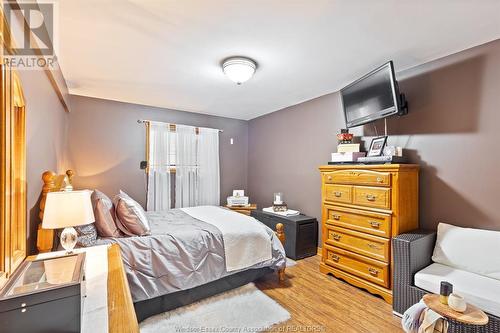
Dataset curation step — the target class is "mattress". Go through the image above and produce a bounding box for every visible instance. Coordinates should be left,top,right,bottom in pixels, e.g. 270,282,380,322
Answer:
98,209,286,302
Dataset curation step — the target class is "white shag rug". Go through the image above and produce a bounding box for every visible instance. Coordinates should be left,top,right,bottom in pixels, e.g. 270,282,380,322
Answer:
140,283,290,333
286,258,297,267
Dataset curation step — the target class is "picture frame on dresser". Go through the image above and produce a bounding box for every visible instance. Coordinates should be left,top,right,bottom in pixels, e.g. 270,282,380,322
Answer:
318,164,419,303
367,136,388,157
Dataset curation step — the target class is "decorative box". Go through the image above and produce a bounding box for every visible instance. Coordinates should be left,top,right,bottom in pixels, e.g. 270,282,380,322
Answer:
227,196,249,206
0,253,85,333
331,152,366,162
337,143,361,153
251,210,318,260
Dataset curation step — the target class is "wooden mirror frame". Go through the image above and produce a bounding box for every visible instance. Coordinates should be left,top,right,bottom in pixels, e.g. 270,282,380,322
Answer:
0,10,27,288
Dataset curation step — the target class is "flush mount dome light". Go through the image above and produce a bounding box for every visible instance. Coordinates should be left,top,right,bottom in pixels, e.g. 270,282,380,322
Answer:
222,57,257,84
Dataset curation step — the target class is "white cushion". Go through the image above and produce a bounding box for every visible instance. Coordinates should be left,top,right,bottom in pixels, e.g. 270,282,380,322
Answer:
415,263,500,317
432,223,500,280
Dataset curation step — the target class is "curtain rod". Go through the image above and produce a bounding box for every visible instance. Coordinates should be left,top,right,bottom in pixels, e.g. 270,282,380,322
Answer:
137,119,223,132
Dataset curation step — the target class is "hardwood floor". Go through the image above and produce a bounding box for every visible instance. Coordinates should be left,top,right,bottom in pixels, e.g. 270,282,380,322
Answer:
255,255,403,333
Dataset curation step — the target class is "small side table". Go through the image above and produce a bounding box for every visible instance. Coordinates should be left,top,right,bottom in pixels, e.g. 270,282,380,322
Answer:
423,294,489,327
251,209,318,260
226,204,257,216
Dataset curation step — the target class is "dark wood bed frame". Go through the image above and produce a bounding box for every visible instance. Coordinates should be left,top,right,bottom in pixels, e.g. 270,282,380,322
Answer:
37,170,287,321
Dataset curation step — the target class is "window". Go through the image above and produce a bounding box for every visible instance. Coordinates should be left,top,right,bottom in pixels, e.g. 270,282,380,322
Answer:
164,125,199,173
146,123,219,210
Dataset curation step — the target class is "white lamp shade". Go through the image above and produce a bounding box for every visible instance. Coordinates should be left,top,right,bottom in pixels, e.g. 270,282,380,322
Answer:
222,57,257,84
42,190,95,229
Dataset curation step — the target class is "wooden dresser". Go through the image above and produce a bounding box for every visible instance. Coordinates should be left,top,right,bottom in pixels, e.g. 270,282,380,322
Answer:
319,164,419,303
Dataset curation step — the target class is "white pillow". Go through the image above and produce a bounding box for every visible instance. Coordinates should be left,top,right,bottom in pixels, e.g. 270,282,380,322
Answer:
432,223,500,281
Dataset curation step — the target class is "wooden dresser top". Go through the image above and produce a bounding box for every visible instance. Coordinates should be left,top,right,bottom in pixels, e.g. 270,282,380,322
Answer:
319,164,419,172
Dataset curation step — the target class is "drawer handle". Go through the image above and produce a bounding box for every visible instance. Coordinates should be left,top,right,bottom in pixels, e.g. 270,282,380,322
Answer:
369,221,381,228
334,191,342,197
330,254,340,262
332,214,341,220
368,267,379,276
332,233,341,241
327,176,332,181
367,243,381,250
376,177,383,183
366,194,376,201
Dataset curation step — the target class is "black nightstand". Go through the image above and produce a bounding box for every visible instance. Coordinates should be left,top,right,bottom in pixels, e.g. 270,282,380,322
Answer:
251,210,318,260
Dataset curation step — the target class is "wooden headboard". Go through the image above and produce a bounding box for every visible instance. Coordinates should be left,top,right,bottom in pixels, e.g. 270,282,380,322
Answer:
37,169,75,253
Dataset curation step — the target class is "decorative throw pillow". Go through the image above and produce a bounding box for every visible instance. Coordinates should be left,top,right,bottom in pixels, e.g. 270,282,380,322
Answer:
91,190,122,237
74,223,98,247
114,190,151,236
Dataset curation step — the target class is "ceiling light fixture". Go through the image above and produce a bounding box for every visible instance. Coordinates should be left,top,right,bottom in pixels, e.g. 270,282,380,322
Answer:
222,57,257,85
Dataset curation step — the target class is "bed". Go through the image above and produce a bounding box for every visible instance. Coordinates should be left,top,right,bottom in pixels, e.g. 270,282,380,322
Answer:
37,170,287,321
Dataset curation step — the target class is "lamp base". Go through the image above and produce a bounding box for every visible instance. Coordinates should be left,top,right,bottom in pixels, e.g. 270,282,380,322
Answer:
60,227,78,254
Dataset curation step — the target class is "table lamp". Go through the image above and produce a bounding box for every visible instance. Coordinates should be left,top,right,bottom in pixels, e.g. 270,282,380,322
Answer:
42,190,95,254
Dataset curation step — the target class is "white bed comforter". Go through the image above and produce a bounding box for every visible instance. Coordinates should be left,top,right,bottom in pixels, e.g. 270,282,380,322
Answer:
181,206,273,272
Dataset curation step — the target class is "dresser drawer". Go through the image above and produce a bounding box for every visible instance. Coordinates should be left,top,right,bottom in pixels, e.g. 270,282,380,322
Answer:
325,226,390,262
324,246,389,288
324,184,352,204
324,170,391,187
353,186,391,209
327,206,391,238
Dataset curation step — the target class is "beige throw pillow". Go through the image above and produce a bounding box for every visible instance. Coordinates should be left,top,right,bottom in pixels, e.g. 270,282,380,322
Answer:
114,190,150,236
91,190,122,237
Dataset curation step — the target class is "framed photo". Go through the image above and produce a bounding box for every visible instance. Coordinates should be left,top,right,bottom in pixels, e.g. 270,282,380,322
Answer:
233,190,245,197
367,136,387,157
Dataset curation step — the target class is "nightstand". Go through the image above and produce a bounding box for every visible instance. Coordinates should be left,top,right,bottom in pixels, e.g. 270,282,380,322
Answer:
251,210,318,260
226,204,257,216
19,245,139,333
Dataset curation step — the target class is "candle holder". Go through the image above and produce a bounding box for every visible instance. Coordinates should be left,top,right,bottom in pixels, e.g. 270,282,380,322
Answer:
273,203,288,212
273,192,287,212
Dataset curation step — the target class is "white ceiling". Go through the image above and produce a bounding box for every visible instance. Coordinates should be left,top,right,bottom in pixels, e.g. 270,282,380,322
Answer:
57,0,500,120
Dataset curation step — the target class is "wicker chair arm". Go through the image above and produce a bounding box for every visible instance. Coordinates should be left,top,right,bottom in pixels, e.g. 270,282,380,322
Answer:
392,230,436,314
393,230,436,285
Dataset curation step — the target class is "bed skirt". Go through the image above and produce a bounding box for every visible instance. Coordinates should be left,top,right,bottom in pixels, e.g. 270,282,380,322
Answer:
134,267,274,322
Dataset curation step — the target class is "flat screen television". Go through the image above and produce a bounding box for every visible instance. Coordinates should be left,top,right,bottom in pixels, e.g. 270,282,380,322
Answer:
340,61,407,128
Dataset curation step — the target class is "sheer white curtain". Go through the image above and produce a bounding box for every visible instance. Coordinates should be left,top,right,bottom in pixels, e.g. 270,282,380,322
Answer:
175,125,199,208
198,127,220,205
146,122,172,211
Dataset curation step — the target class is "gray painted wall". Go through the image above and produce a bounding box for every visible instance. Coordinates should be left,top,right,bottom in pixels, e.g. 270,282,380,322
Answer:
21,70,69,254
248,93,341,224
248,39,500,236
67,96,248,207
